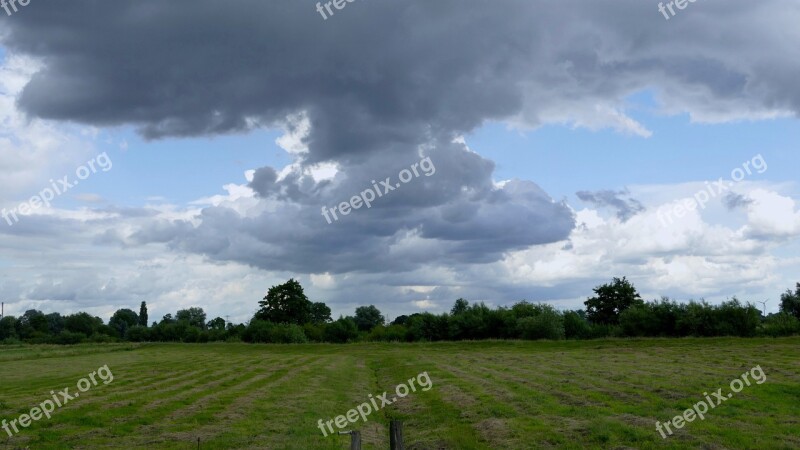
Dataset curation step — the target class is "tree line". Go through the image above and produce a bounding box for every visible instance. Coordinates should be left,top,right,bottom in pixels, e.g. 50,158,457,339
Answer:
2,278,799,345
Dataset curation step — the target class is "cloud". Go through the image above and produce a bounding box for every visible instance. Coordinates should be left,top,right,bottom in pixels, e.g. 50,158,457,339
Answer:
723,192,753,210
576,189,645,221
742,189,800,239
145,143,575,274
4,1,799,147
2,0,796,277
1,0,799,319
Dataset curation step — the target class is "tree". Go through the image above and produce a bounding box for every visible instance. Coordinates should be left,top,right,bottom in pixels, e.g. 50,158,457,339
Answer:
208,317,226,330
161,313,175,324
139,302,149,327
310,302,332,324
16,310,48,339
584,277,643,325
392,315,410,326
176,307,207,329
780,283,800,319
354,305,385,331
64,313,102,337
451,298,469,315
448,303,493,340
109,309,139,337
0,316,18,340
45,312,65,335
255,279,312,325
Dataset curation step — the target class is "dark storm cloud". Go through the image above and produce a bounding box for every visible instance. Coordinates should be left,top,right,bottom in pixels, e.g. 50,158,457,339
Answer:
6,1,799,152
576,189,645,221
2,0,798,275
142,138,575,274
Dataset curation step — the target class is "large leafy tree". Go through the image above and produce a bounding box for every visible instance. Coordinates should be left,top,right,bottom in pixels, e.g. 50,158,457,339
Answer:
310,302,332,324
256,279,312,325
45,312,65,335
584,277,643,325
16,309,48,339
780,283,800,319
208,317,226,330
354,305,385,331
64,312,103,337
109,309,139,337
176,307,207,329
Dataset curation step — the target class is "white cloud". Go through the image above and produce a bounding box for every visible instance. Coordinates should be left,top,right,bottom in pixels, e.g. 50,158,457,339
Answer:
742,189,800,238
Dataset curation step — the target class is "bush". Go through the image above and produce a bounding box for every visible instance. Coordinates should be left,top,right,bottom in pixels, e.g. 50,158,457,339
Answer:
367,324,408,342
619,305,659,337
714,299,760,337
761,313,800,337
564,311,591,339
88,333,117,343
207,329,227,342
515,305,565,340
54,331,86,345
243,321,308,343
324,317,359,343
125,326,151,342
586,323,621,339
269,323,308,344
676,301,717,336
243,320,273,343
181,326,201,343
448,305,492,340
303,323,326,342
406,313,449,342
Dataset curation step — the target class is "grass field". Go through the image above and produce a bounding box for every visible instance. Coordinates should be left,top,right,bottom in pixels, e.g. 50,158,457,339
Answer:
1,338,798,449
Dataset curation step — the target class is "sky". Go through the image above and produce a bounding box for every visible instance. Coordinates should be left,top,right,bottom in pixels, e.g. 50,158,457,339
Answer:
1,0,799,324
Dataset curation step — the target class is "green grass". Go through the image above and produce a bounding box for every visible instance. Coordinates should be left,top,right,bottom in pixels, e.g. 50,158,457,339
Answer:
0,338,798,449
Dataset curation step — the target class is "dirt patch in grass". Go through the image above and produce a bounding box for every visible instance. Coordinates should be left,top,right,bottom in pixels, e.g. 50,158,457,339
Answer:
437,384,478,408
407,439,451,450
474,417,511,445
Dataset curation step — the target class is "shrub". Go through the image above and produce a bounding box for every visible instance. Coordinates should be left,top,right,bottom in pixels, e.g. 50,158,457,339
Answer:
269,323,308,344
125,326,151,342
303,323,326,342
714,299,760,337
88,333,117,343
323,317,359,343
761,313,800,337
675,301,717,336
54,331,86,345
586,323,621,339
515,305,565,340
367,324,408,342
406,313,449,342
564,311,591,339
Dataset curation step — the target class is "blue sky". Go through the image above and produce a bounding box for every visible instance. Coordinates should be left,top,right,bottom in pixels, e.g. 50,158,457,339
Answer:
75,108,798,211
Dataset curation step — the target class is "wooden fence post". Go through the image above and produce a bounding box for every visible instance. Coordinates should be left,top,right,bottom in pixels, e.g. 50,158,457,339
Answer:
350,431,361,450
390,420,404,450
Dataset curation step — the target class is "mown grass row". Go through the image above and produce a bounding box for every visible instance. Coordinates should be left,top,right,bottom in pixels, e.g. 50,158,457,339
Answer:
1,338,798,449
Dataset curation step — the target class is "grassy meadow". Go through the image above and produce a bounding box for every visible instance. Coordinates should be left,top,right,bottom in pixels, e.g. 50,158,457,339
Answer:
0,338,798,449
